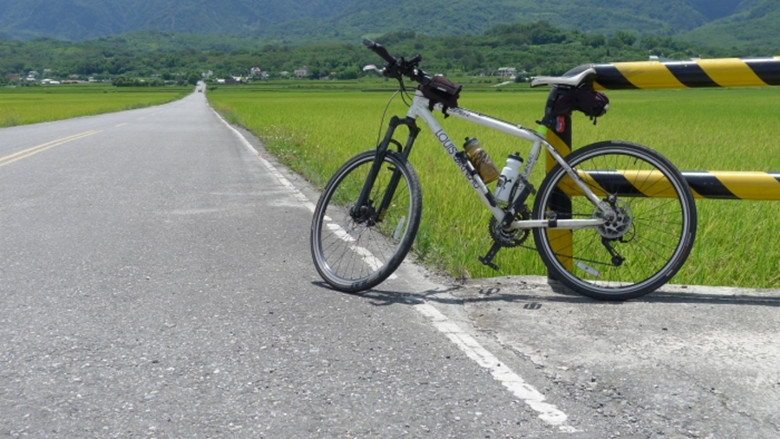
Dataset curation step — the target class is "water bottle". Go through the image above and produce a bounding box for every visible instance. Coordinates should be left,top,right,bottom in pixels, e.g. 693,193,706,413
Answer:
463,138,498,184
494,153,524,205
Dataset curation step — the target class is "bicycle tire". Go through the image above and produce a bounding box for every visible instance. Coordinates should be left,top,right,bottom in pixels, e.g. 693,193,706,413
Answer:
311,150,422,292
532,141,697,300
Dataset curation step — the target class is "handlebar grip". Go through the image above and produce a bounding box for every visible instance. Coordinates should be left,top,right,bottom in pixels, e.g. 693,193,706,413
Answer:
363,39,396,65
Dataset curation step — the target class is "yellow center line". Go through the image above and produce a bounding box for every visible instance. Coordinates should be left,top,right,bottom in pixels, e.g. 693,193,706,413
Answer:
0,130,101,168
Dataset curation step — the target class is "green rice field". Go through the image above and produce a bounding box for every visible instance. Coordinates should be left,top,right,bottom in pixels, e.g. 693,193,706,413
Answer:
0,84,191,127
208,81,780,289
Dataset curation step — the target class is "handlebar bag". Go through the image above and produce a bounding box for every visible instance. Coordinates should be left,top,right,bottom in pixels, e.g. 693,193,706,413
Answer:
419,76,462,112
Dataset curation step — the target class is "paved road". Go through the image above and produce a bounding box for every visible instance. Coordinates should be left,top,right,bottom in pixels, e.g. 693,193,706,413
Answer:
1,89,778,438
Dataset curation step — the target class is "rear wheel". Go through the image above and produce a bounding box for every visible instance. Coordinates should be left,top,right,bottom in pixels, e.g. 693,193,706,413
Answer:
310,150,422,292
532,141,697,300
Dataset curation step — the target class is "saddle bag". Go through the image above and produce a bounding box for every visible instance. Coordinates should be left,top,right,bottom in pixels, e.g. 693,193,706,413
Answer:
550,87,610,123
573,88,609,118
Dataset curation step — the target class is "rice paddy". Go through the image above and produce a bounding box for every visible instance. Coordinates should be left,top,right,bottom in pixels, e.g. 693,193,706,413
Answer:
209,81,780,289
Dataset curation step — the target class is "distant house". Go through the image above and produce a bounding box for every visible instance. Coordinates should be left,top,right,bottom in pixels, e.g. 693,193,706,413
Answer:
250,66,268,79
25,70,39,83
498,67,517,78
294,67,308,78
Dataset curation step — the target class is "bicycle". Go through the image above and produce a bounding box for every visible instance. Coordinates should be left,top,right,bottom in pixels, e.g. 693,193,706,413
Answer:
310,39,697,300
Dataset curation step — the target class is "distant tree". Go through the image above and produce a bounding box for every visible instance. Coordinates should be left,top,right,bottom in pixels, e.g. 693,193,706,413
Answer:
584,34,606,48
610,31,637,48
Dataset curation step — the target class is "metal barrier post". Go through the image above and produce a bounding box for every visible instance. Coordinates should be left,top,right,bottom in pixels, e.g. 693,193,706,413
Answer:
542,56,780,282
541,96,574,275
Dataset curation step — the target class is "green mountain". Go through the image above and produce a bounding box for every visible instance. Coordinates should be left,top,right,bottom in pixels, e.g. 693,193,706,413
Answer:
0,0,354,40
0,0,777,49
681,0,780,48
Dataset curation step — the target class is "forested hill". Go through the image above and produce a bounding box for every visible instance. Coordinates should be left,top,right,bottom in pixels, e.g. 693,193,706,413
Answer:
0,0,778,49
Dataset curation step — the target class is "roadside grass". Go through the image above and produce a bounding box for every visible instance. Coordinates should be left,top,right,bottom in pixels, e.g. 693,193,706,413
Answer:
0,84,191,127
212,83,780,289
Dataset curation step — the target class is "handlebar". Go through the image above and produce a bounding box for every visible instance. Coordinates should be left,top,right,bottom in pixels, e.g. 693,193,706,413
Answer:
363,39,428,85
363,39,396,65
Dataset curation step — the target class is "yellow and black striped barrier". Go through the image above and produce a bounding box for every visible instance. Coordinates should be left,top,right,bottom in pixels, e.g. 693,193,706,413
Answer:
585,56,780,200
592,57,780,89
683,171,780,200
557,170,780,201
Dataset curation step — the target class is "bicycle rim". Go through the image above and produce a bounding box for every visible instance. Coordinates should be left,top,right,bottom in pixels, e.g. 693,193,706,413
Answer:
310,150,422,292
532,141,697,300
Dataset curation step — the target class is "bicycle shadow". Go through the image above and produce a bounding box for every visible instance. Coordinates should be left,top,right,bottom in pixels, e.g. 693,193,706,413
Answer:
465,280,780,307
311,280,429,307
311,279,780,308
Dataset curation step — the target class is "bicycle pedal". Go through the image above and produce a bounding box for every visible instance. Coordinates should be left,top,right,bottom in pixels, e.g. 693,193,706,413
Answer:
478,242,502,271
478,256,500,271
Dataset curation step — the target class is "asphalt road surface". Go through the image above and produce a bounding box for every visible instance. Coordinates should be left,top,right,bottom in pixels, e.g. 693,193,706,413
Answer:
1,89,777,438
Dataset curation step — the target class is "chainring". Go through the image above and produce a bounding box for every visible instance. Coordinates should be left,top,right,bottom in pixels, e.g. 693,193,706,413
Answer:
489,207,530,247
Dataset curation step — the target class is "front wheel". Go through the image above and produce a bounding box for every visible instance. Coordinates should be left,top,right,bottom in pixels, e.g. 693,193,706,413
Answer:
311,150,422,293
532,141,697,300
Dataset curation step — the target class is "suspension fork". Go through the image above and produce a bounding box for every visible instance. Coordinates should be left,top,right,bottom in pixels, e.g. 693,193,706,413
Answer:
353,116,420,223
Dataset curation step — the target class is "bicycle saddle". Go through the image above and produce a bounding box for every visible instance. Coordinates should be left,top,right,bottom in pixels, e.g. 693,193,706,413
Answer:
530,67,596,88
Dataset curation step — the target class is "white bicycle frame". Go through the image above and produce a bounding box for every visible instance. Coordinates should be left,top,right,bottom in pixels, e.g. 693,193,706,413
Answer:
404,89,609,231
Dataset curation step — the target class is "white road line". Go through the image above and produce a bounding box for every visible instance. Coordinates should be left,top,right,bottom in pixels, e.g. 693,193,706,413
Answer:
413,301,575,432
213,110,315,212
214,110,398,280
216,109,574,432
